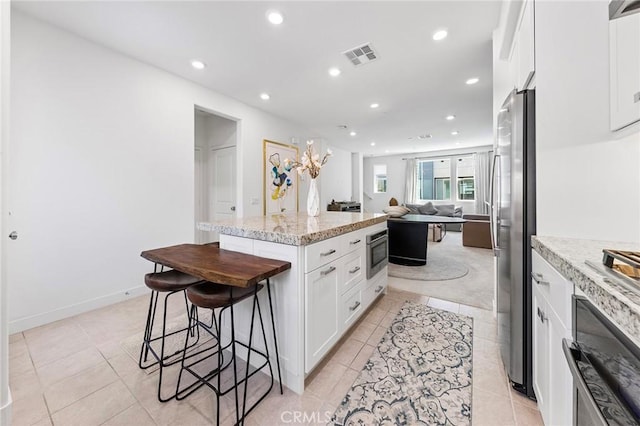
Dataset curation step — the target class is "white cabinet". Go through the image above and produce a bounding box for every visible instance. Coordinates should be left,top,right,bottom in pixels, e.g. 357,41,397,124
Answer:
531,250,573,426
515,0,535,89
305,259,340,369
610,13,640,130
304,223,387,373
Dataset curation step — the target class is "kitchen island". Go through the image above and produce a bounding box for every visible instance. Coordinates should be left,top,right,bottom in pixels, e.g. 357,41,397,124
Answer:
198,212,388,394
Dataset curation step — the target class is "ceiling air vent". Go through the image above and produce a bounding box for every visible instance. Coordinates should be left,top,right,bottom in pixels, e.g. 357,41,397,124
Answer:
343,43,379,67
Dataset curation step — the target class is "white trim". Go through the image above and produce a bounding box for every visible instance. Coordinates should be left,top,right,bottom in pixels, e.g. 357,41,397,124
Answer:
0,391,11,426
8,285,149,334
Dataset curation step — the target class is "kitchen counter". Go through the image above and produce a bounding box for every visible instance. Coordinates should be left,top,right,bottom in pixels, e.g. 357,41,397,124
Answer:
532,236,640,343
198,211,388,246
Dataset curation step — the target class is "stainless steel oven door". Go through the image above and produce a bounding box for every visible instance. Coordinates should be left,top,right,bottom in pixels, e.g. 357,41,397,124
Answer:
366,229,388,279
564,296,640,426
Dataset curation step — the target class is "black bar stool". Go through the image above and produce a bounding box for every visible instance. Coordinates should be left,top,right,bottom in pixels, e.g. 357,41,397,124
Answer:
176,280,281,425
138,267,204,402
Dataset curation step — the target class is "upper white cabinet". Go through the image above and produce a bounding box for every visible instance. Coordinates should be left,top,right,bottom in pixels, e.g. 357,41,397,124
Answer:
515,0,535,89
610,13,640,130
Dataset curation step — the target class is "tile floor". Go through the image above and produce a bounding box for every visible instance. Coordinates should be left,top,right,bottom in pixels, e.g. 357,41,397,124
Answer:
8,285,543,426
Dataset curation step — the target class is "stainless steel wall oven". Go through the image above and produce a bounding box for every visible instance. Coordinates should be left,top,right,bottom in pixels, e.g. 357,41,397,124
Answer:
366,229,388,279
563,295,640,425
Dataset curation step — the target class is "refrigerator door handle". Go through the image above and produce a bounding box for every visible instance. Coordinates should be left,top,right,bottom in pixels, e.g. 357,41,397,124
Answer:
489,153,500,255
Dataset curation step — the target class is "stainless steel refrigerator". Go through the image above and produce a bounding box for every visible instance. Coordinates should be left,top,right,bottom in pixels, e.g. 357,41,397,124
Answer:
492,88,536,398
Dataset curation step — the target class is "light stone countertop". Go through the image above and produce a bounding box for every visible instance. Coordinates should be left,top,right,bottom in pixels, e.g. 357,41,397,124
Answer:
532,236,640,343
198,212,388,246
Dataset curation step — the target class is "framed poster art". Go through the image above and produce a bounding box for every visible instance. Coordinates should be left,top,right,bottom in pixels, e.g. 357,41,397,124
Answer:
263,140,299,214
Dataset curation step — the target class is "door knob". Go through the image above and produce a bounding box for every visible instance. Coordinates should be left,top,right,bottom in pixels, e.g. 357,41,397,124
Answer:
230,206,236,211
8,231,18,240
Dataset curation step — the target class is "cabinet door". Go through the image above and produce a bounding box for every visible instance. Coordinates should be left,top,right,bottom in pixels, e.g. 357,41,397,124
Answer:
548,307,573,426
532,288,550,425
305,260,340,372
610,13,640,130
516,0,535,89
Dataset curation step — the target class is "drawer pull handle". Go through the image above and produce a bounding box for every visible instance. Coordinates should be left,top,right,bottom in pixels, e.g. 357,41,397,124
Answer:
537,307,546,323
321,249,336,257
531,272,549,286
375,285,384,293
321,266,336,276
349,266,361,274
349,301,361,311
350,239,361,245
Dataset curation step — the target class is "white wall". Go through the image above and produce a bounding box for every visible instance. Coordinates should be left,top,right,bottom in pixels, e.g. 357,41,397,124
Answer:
320,145,352,206
534,1,640,243
0,1,11,423
8,11,315,331
362,146,492,214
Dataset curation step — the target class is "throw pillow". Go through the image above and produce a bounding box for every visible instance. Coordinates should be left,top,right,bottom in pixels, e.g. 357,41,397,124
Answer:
435,204,455,216
418,201,438,215
404,204,421,214
383,205,410,217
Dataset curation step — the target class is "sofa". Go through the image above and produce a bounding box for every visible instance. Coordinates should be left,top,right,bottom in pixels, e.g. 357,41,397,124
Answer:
404,202,463,231
462,214,492,249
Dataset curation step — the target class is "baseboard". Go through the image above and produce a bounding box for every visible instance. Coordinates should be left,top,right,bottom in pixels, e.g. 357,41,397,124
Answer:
0,391,12,426
8,285,149,334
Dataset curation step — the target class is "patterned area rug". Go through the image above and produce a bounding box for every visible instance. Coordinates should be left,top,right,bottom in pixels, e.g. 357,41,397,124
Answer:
332,302,473,426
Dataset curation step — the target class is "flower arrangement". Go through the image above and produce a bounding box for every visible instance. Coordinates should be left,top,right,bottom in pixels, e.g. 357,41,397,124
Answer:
285,140,332,179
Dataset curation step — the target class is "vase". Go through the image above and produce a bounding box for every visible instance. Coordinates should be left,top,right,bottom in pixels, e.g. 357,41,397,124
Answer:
307,178,320,217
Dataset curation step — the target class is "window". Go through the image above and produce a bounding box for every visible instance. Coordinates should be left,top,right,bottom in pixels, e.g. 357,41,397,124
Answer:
417,159,451,200
456,156,475,201
373,164,387,193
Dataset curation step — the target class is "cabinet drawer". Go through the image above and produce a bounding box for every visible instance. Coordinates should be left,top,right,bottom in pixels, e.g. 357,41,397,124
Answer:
341,249,364,295
340,283,364,331
342,230,365,255
305,237,342,273
363,269,387,308
532,250,573,329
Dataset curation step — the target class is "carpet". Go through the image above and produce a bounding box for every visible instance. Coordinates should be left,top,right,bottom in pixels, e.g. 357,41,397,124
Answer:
388,232,494,310
388,254,469,281
332,302,473,426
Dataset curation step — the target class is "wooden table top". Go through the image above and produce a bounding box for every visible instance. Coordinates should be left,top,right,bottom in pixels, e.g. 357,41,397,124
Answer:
140,244,291,288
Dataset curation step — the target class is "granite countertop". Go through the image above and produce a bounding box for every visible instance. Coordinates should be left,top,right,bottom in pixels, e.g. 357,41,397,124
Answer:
198,212,388,246
532,236,640,344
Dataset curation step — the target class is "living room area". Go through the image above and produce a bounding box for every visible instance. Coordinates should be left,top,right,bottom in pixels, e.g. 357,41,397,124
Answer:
363,146,495,312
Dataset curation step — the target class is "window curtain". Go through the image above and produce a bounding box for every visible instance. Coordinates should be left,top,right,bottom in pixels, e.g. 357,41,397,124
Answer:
404,158,417,205
475,152,491,215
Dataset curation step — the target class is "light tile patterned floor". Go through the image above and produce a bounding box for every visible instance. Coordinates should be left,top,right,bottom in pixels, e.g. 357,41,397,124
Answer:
8,285,543,425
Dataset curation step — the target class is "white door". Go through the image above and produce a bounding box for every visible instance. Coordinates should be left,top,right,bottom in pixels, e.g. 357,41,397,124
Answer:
209,146,236,238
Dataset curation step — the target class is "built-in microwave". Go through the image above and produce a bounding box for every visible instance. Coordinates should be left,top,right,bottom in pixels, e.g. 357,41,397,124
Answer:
366,229,388,279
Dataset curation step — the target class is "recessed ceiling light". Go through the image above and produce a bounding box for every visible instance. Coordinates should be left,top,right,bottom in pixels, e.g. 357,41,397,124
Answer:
466,77,479,85
446,115,456,120
260,93,270,100
385,150,390,153
267,11,284,25
451,130,459,135
349,131,357,136
432,30,448,41
328,67,341,77
370,103,379,109
370,142,376,146
456,142,461,145
191,60,206,70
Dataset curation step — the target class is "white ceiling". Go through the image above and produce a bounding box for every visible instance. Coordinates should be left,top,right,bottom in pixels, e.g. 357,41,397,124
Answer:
14,1,501,156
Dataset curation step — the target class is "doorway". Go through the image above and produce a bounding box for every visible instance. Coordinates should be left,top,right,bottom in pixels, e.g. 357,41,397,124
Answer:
194,108,238,243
